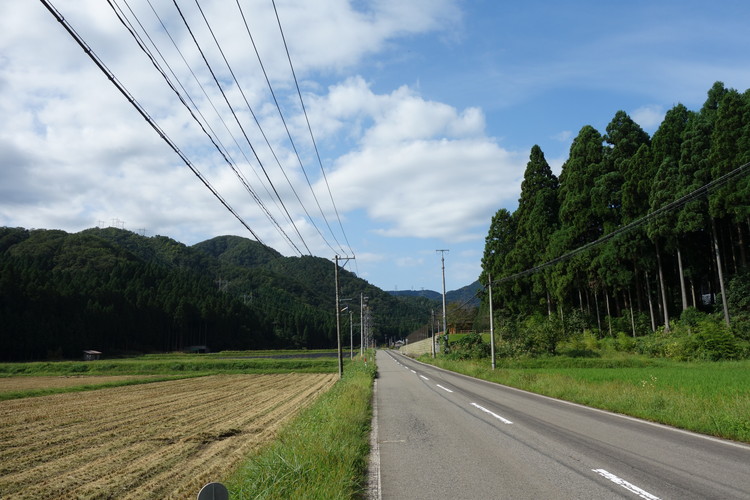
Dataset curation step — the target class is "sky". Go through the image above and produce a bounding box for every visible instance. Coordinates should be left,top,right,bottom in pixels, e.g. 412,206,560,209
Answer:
2,1,750,293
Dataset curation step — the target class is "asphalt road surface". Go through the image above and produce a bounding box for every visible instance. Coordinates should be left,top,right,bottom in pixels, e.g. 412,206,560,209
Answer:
369,350,750,500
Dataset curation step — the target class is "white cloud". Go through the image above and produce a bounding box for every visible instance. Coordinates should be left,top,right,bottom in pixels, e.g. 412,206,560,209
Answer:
0,0,467,253
630,105,665,132
354,251,386,264
552,130,572,143
396,256,424,268
316,79,523,241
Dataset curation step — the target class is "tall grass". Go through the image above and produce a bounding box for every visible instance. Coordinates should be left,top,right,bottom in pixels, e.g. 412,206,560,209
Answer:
419,355,750,443
227,357,376,499
0,356,337,376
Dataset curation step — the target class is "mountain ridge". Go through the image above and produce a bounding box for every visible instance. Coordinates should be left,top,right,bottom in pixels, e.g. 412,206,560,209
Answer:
0,226,448,360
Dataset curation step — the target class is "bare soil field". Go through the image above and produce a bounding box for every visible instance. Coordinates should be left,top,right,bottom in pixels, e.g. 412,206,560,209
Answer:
0,375,162,393
0,373,336,499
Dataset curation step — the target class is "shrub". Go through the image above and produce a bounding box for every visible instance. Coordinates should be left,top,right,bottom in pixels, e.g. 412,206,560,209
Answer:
445,332,490,360
615,332,636,352
689,318,740,361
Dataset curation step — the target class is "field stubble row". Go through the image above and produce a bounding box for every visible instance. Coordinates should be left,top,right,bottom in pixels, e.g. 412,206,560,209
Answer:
0,373,336,499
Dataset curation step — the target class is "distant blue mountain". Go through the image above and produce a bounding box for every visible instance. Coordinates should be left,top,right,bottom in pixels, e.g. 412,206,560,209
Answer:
388,279,481,306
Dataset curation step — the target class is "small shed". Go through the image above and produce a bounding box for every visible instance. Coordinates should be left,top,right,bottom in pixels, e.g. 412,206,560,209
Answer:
83,350,102,361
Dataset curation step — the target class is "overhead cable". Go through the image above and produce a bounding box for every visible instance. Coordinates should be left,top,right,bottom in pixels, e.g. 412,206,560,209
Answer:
137,0,295,246
169,0,310,254
107,0,302,255
271,0,355,259
234,0,343,256
39,0,266,245
190,0,316,254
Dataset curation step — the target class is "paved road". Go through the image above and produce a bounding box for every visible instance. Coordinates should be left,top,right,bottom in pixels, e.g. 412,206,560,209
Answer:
370,350,750,499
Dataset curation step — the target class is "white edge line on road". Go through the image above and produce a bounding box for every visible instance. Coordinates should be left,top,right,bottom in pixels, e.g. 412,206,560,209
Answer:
393,351,750,451
592,469,660,500
410,369,416,374
368,378,381,500
436,384,453,393
420,375,429,381
471,402,513,424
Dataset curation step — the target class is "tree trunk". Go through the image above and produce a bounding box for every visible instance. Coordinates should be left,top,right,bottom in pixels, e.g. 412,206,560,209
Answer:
645,270,656,332
729,222,739,274
633,261,644,311
712,217,731,326
676,243,688,313
559,304,565,324
655,240,670,332
604,287,612,336
738,222,747,268
628,289,636,337
690,278,697,308
547,290,552,317
594,289,602,332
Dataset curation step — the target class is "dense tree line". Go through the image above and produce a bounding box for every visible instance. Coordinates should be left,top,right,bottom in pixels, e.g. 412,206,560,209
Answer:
0,227,432,361
480,82,750,357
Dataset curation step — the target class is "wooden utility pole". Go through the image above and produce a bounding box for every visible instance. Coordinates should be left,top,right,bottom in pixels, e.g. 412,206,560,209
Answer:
334,255,355,378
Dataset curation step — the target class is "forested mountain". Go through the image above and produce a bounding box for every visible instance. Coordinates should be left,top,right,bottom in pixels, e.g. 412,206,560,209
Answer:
388,281,481,306
0,227,433,361
481,81,750,347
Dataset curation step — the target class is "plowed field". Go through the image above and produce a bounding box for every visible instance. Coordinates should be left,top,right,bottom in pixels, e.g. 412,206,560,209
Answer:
0,373,336,499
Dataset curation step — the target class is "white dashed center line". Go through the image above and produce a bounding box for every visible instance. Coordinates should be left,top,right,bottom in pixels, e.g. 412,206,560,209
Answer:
471,402,513,424
592,469,660,500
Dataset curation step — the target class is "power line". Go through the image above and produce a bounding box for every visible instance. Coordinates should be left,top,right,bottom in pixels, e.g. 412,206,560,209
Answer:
190,0,315,254
40,0,266,245
234,0,341,256
271,0,355,259
169,0,310,254
45,0,356,262
134,0,297,253
107,0,302,254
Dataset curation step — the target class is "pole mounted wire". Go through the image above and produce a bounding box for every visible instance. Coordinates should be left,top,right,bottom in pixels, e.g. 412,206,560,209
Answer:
40,0,266,245
41,0,357,260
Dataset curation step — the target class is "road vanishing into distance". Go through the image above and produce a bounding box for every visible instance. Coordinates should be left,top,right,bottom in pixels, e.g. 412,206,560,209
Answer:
369,350,750,499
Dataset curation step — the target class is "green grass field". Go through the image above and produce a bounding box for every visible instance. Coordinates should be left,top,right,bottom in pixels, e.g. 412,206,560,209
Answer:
0,350,339,400
419,354,750,443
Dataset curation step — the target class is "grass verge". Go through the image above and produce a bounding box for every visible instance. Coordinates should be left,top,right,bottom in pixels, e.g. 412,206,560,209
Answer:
226,356,376,499
417,355,750,443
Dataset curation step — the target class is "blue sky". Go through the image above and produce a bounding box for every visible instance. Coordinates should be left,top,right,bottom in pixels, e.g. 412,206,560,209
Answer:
2,0,750,293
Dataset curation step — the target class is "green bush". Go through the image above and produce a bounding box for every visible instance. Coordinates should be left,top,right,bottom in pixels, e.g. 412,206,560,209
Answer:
633,314,742,361
615,332,636,352
688,319,740,361
445,332,490,360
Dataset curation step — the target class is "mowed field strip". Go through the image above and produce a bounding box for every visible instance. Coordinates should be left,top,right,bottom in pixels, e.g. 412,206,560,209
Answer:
0,375,163,393
0,373,336,499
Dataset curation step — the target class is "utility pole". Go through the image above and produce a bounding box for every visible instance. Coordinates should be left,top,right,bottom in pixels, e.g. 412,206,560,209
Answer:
360,293,368,357
334,255,355,378
430,309,436,358
349,309,354,360
489,273,495,370
436,249,449,353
